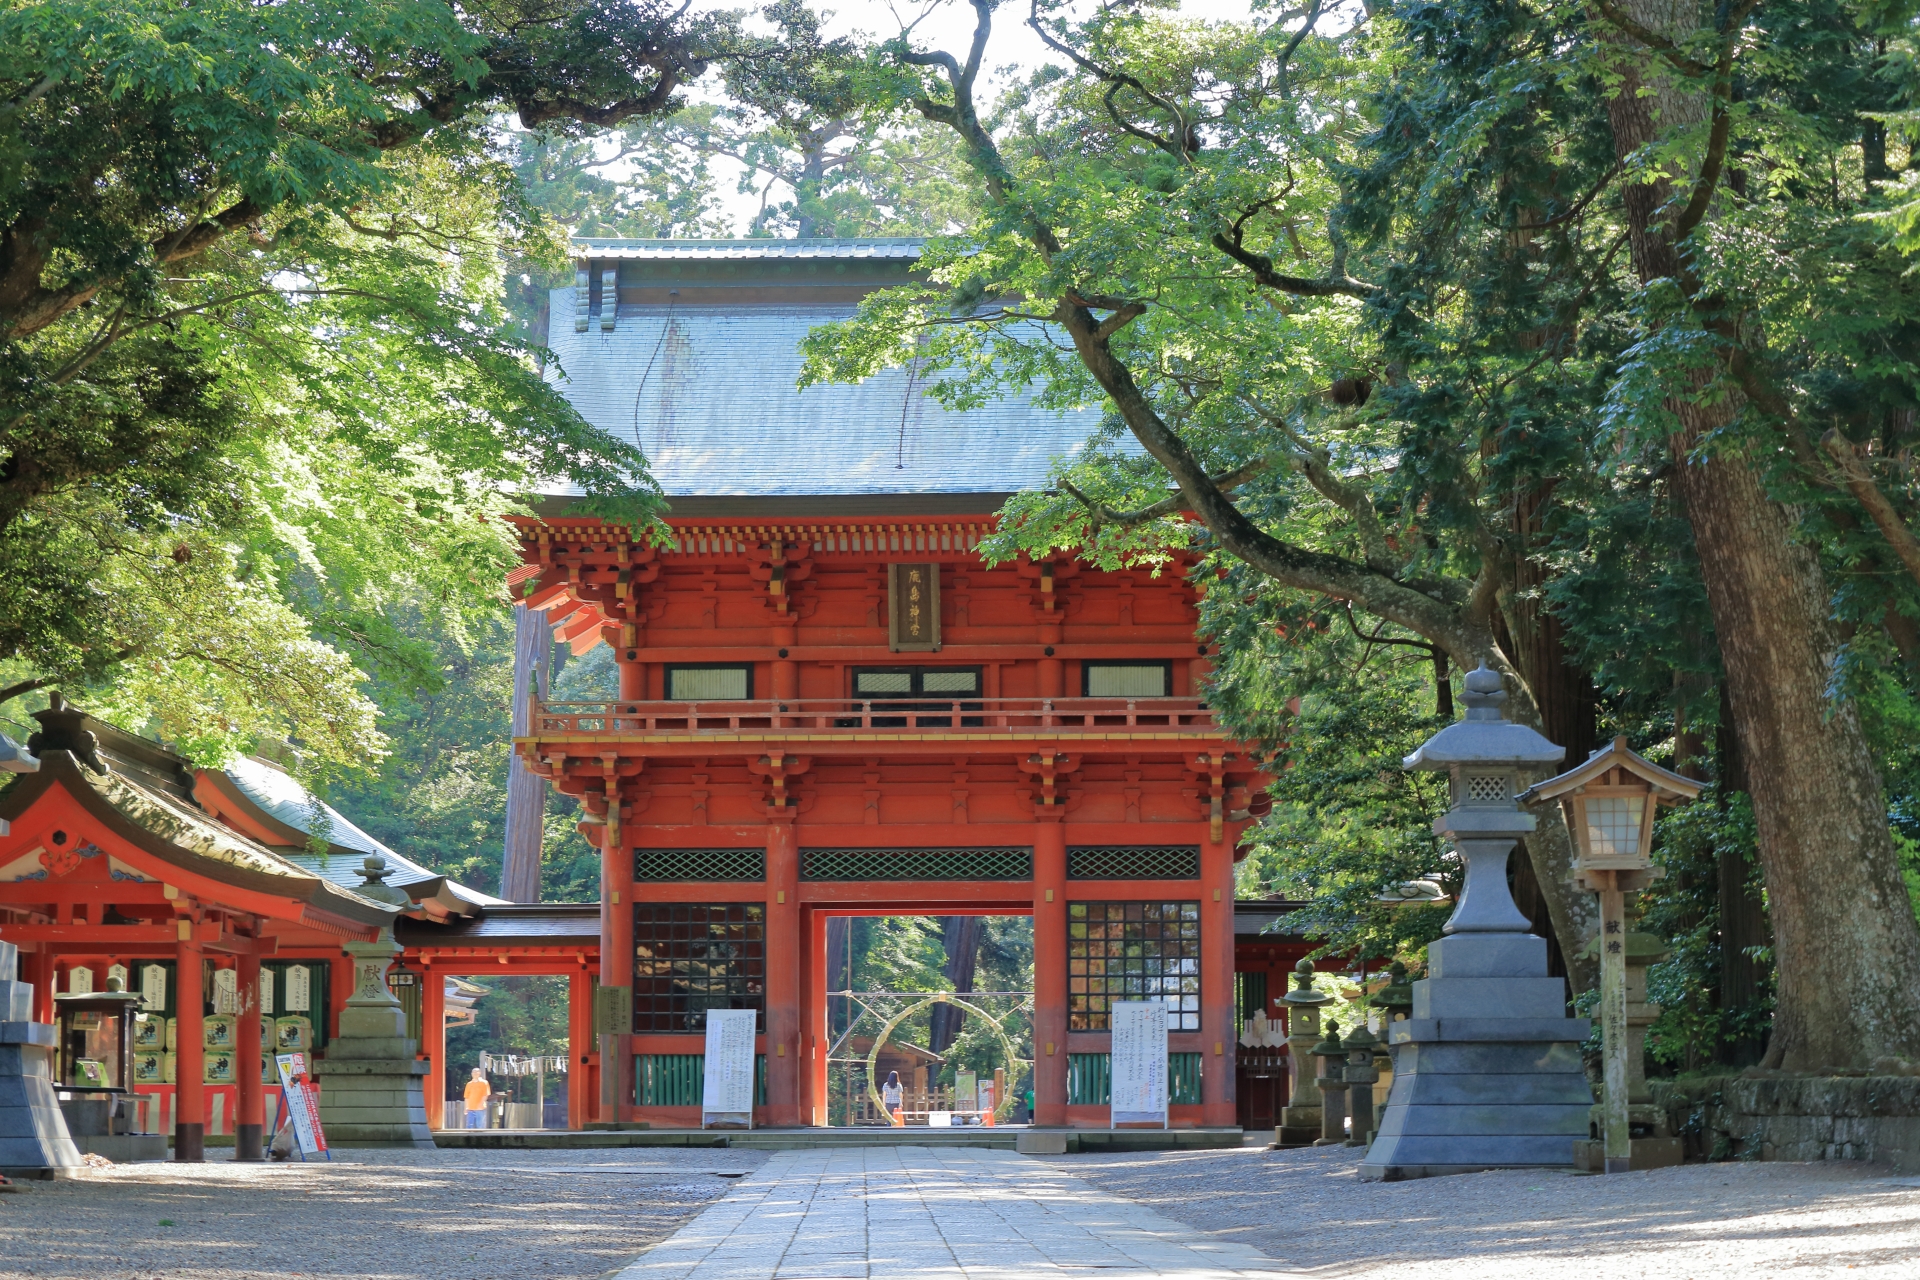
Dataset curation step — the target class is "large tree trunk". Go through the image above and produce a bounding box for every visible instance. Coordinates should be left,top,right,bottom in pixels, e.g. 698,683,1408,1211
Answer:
1671,451,1920,1068
500,604,551,902
1601,0,1920,1069
928,916,984,1054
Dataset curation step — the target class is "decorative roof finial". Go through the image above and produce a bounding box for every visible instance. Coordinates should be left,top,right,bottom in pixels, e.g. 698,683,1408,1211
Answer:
1460,664,1507,719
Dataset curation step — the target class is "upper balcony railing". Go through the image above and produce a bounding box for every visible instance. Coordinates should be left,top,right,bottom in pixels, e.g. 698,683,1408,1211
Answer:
528,697,1221,737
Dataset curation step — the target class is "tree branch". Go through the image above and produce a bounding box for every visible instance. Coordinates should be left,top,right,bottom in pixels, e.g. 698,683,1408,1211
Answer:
0,677,53,708
1515,160,1623,229
1059,458,1273,529
1030,0,1194,158
1589,0,1713,76
1822,431,1920,592
1209,230,1376,297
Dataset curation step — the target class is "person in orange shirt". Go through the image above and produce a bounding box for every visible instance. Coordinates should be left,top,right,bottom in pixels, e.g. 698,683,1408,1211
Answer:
463,1068,492,1129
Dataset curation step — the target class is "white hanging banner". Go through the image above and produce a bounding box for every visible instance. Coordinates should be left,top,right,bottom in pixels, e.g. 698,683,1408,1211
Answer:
141,964,167,1011
212,968,238,1015
67,965,94,995
700,1009,758,1130
259,969,274,1016
107,963,129,993
1109,1001,1170,1129
284,965,310,1012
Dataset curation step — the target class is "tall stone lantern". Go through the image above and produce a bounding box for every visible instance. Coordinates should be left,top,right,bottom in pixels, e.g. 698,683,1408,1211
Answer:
1275,959,1332,1148
1360,665,1594,1181
311,855,432,1147
1525,737,1699,1173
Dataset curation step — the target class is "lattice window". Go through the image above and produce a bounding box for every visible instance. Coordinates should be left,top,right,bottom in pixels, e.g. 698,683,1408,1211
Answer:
1067,900,1202,1031
1464,773,1510,803
632,903,765,1033
800,848,1032,881
634,848,766,883
1067,845,1200,880
1584,795,1646,859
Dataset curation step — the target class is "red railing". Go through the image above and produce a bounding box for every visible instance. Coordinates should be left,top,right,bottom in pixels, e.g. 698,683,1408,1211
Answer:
528,696,1220,736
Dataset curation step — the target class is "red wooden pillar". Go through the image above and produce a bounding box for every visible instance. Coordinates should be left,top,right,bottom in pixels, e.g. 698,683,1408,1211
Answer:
803,907,827,1125
602,824,634,1121
421,959,446,1129
568,963,594,1131
617,653,645,700
174,929,205,1161
1200,832,1236,1127
328,954,353,1042
764,817,800,1125
235,951,263,1160
25,946,52,1023
1032,815,1068,1127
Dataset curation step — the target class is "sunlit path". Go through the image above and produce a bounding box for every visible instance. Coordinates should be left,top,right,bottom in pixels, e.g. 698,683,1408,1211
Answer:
616,1145,1295,1280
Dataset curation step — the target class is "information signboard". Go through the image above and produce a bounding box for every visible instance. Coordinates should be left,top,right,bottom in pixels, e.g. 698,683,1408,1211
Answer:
274,1051,330,1159
700,1009,757,1129
1109,1000,1169,1128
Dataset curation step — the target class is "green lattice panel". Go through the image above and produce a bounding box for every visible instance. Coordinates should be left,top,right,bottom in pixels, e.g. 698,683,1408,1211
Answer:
1066,845,1201,880
635,1054,768,1107
800,847,1033,881
1066,1053,1202,1105
634,848,766,882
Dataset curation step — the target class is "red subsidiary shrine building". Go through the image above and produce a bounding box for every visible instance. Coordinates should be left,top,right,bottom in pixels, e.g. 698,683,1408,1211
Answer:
0,703,600,1154
520,239,1274,1128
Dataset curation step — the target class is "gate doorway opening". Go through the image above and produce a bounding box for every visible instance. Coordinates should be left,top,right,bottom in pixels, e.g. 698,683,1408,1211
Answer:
822,914,1033,1127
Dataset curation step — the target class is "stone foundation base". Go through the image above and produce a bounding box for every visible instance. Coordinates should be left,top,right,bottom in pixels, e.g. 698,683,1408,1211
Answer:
1572,1136,1683,1172
0,1021,83,1177
1652,1075,1920,1172
75,1133,169,1163
314,1045,432,1148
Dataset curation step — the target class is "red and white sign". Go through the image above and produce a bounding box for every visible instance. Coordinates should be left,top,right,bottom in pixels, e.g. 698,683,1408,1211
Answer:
275,1052,328,1156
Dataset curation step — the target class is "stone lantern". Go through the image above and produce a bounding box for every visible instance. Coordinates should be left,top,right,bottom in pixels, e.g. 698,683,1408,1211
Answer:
311,854,432,1147
1275,959,1331,1147
1360,664,1594,1181
1526,736,1699,1174
1343,1022,1381,1149
1311,1020,1348,1146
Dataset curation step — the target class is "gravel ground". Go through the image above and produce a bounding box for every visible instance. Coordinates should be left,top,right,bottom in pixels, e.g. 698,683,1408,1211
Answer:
0,1147,768,1280
1050,1144,1920,1277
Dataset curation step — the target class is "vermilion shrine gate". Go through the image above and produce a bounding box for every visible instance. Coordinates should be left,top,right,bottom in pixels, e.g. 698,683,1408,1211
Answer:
0,238,1322,1157
510,236,1299,1128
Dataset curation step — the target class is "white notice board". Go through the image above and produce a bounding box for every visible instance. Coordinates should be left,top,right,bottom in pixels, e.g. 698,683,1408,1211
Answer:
1109,1001,1169,1128
701,1009,758,1129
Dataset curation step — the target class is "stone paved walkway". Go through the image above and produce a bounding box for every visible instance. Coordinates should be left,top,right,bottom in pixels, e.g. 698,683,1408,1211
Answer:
615,1146,1294,1280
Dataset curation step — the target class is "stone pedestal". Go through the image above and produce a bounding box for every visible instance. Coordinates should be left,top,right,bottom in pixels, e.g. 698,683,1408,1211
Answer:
0,942,82,1179
1361,932,1592,1179
312,1047,432,1147
311,864,431,1147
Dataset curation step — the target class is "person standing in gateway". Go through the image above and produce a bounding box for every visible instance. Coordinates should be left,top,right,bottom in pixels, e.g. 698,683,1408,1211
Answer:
464,1067,491,1128
882,1070,905,1126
